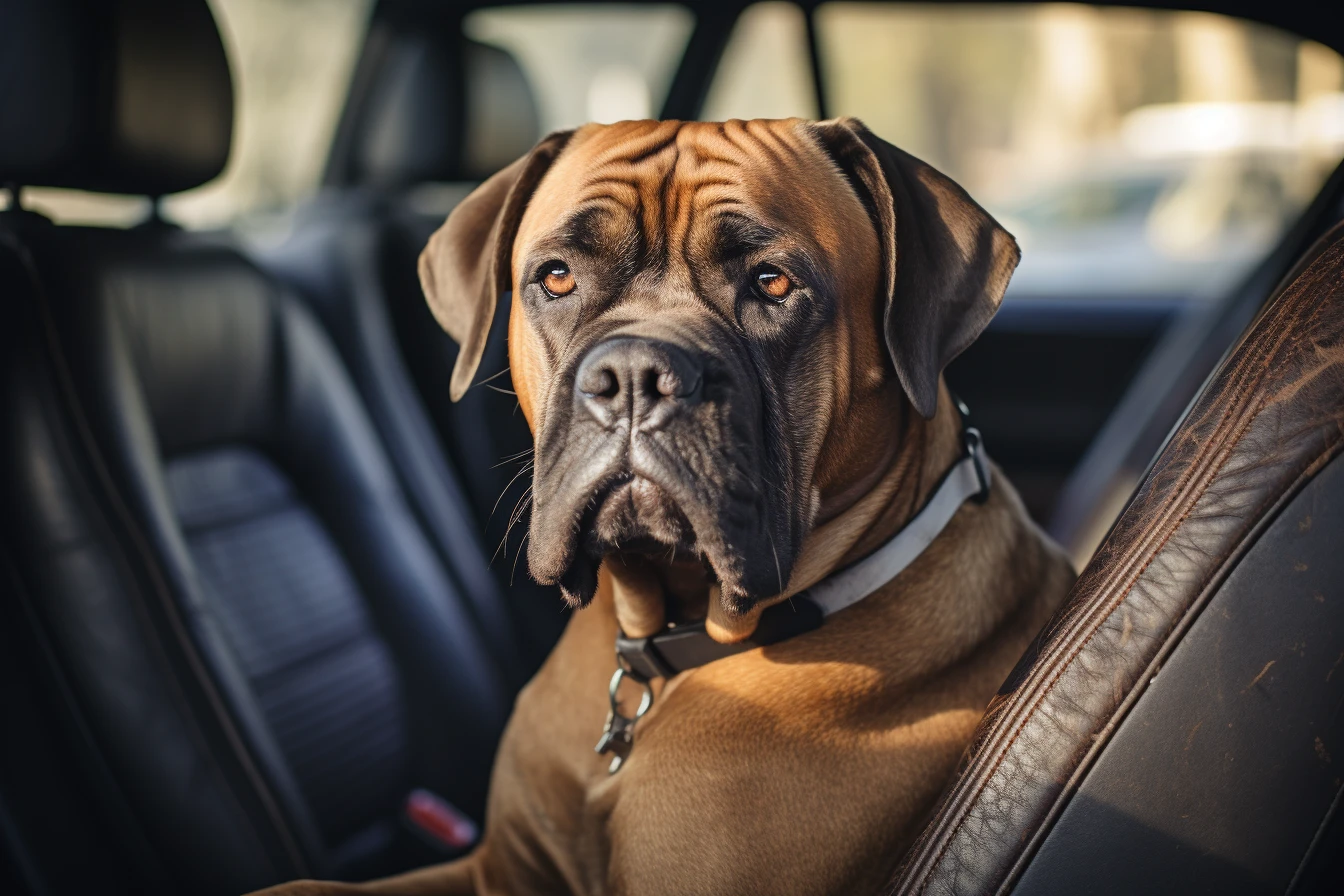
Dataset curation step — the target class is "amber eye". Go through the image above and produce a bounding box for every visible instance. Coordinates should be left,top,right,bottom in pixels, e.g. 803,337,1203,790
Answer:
541,262,577,298
754,266,795,302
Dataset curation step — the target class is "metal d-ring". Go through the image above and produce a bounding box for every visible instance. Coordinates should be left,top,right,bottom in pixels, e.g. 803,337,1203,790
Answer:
608,667,654,719
594,666,655,773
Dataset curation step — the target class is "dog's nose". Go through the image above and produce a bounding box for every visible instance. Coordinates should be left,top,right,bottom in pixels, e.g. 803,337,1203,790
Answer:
575,337,704,429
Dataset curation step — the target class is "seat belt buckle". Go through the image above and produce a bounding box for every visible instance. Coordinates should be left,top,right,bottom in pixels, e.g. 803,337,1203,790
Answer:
403,789,479,853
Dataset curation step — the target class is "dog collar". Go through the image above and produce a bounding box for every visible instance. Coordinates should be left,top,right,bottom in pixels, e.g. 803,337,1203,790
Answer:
595,424,991,772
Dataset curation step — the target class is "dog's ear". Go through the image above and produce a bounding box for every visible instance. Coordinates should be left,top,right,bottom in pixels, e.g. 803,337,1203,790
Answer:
808,117,1019,418
419,129,574,401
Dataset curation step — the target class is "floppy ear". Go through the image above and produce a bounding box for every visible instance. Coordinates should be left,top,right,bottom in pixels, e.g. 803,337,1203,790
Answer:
808,117,1020,418
418,129,574,401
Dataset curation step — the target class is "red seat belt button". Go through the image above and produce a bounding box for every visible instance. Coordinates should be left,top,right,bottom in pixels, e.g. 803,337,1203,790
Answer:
404,788,479,850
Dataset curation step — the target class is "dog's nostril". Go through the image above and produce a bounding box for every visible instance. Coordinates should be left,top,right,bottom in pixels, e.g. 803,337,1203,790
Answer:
594,368,620,399
655,368,701,399
654,370,678,398
579,366,620,400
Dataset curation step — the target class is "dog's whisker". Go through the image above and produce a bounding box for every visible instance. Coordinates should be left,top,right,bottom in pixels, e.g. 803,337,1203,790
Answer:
505,485,534,535
768,530,784,595
511,530,530,586
474,366,513,386
490,456,526,470
490,461,535,522
498,489,535,566
492,484,533,566
484,384,517,396
490,529,510,568
494,447,535,463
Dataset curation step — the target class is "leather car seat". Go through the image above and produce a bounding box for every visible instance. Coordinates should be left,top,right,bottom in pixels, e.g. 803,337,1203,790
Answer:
1,1,512,892
888,221,1344,895
255,21,568,668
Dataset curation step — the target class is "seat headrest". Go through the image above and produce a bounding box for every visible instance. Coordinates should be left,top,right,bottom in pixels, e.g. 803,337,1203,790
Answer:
342,38,540,189
0,0,233,196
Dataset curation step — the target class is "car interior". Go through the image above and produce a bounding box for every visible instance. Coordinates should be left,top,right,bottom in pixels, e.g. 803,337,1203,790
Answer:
1,0,1341,894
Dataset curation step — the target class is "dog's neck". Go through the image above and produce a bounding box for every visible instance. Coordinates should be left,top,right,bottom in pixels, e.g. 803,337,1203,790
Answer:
609,385,965,643
800,385,964,587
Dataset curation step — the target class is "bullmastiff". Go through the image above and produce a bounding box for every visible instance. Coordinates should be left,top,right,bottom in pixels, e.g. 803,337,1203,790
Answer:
255,117,1074,895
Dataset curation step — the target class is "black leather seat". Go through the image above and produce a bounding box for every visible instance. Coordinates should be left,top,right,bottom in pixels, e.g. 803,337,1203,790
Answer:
255,22,567,667
888,221,1344,895
1,1,512,892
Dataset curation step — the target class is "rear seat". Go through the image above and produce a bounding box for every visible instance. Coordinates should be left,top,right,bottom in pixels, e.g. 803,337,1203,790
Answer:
254,27,567,666
0,1,516,892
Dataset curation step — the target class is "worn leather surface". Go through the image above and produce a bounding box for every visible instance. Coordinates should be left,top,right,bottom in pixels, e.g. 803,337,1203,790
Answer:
888,220,1344,895
1014,452,1344,894
0,0,232,195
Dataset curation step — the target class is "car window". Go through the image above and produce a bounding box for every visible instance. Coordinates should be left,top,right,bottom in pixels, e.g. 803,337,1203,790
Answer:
701,3,1344,304
701,2,818,121
465,4,695,134
808,3,1344,303
15,0,373,229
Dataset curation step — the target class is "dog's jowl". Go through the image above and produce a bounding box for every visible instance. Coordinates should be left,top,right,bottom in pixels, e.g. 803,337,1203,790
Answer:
254,118,1075,896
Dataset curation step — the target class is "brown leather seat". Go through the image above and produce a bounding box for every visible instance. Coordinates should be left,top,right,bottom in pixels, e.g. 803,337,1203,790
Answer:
889,222,1344,895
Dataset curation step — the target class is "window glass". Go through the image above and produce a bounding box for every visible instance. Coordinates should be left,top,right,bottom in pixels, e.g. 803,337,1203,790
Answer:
814,4,1344,302
702,3,818,122
465,5,695,134
14,0,373,229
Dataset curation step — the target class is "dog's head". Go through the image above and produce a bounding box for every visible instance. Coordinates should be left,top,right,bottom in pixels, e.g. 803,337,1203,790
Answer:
419,118,1017,619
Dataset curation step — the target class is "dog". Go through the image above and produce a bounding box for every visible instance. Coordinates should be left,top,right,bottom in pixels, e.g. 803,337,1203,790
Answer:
254,117,1074,896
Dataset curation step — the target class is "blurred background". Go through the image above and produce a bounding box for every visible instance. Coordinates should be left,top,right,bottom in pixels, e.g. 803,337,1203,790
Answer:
23,1,1344,309
12,0,1344,558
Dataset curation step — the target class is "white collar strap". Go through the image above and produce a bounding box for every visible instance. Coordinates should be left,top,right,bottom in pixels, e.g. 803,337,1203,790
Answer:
807,427,990,618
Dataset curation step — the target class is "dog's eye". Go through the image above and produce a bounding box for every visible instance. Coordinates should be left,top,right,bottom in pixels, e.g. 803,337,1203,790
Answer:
541,262,577,298
753,266,794,303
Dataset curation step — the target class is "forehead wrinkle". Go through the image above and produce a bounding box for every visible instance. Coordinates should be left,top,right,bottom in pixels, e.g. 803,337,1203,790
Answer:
707,211,783,262
583,119,681,167
749,118,806,169
552,204,622,255
662,126,756,268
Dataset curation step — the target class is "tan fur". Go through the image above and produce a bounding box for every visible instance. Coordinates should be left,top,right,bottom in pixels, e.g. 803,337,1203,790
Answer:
253,120,1073,896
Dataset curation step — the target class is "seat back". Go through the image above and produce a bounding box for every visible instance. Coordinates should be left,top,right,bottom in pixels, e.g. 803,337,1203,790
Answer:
259,22,568,666
1,1,511,891
889,222,1344,894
